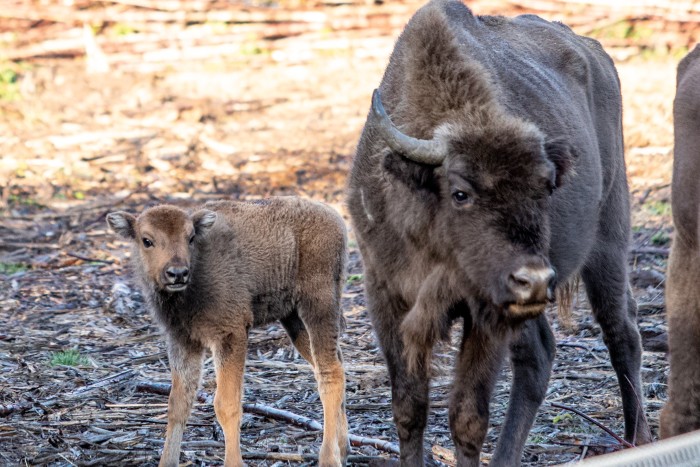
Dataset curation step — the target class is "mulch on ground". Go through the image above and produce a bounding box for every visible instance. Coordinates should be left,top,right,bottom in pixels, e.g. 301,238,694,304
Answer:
0,1,679,465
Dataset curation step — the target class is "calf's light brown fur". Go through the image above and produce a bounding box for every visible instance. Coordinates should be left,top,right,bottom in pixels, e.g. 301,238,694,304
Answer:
661,44,700,439
107,197,349,466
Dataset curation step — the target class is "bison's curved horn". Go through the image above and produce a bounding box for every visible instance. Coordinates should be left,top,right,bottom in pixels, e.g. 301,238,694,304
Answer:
370,89,447,166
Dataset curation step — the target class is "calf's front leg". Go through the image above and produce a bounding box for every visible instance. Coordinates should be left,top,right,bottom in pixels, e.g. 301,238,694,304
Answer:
160,339,204,467
213,326,249,467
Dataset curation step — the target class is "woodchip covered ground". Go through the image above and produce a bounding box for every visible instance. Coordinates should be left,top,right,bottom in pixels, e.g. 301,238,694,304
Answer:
0,0,689,465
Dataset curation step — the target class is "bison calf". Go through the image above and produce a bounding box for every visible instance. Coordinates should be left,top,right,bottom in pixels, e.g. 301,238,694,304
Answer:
107,198,349,467
661,45,700,438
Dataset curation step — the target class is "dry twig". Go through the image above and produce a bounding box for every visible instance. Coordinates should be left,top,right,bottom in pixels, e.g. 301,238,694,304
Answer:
0,401,33,417
629,246,670,257
550,402,634,448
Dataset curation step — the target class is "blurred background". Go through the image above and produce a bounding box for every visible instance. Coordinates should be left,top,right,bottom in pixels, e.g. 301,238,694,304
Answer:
0,0,693,465
0,0,695,216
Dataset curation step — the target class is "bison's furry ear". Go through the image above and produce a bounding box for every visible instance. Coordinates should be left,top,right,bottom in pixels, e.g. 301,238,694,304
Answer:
383,151,440,194
192,209,217,235
545,139,577,188
106,211,137,239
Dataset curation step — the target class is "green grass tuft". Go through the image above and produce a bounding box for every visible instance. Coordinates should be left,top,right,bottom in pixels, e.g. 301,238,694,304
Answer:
112,23,138,36
50,350,90,367
552,412,574,424
346,273,363,284
0,263,28,275
650,230,670,246
0,65,19,100
645,200,672,217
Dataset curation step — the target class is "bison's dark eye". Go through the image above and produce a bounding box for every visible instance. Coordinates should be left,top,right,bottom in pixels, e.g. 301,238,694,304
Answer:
142,238,153,248
452,191,471,205
189,235,195,245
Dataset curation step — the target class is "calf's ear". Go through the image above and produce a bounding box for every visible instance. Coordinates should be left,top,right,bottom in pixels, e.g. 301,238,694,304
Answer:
545,139,577,188
192,209,217,235
106,212,137,239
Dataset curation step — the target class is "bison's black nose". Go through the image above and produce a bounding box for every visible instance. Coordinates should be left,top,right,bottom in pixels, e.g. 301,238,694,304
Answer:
165,266,189,283
507,266,556,304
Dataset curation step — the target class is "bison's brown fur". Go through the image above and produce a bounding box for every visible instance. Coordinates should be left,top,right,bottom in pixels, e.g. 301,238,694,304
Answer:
107,198,349,467
660,44,700,439
347,1,651,465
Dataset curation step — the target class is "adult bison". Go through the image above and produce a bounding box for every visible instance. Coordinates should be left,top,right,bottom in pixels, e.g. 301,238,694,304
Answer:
347,0,652,464
660,44,700,439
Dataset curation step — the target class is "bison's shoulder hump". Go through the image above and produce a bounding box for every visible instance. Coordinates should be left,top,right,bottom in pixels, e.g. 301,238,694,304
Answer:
677,44,700,85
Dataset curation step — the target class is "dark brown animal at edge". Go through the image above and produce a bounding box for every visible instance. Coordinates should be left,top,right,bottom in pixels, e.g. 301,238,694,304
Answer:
106,198,349,467
661,44,700,439
347,0,652,465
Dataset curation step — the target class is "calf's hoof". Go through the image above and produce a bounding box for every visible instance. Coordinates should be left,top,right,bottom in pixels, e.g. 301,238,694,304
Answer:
319,444,344,467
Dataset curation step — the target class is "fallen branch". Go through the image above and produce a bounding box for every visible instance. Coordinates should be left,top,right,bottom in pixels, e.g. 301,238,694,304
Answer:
145,442,390,463
0,401,33,417
243,452,388,463
243,402,401,455
2,370,136,416
348,434,401,455
71,369,136,396
550,402,634,448
1,242,61,250
243,402,323,432
629,246,670,257
135,381,401,455
135,380,208,402
65,251,114,265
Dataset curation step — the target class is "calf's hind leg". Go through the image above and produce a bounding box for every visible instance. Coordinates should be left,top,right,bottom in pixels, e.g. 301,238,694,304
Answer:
212,325,249,467
281,310,315,367
299,300,349,466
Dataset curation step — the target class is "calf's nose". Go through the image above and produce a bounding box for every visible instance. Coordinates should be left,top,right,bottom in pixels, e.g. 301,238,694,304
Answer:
165,266,189,283
507,266,556,304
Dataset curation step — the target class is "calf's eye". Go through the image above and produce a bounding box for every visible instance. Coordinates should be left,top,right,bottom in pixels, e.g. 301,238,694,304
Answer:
452,191,470,204
189,235,195,244
142,238,153,248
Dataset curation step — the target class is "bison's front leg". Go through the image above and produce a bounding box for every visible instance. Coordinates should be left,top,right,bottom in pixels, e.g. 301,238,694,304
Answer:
491,314,555,466
450,326,508,467
366,273,433,466
400,266,455,374
160,338,204,467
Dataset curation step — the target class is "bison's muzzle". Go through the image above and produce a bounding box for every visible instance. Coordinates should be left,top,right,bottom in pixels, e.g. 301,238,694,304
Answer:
163,265,190,292
505,265,556,318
